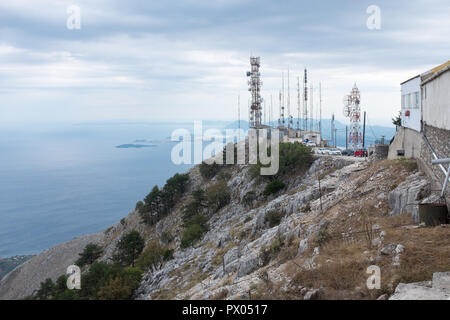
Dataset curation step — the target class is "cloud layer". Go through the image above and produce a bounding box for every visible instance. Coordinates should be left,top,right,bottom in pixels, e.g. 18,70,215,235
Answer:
1,0,449,125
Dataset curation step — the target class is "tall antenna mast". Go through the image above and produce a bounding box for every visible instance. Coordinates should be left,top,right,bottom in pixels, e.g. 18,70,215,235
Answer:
303,68,308,131
310,83,314,131
238,94,240,141
343,83,362,149
287,68,291,129
246,56,263,128
263,99,266,125
282,72,285,127
319,82,322,137
270,94,273,126
297,76,301,130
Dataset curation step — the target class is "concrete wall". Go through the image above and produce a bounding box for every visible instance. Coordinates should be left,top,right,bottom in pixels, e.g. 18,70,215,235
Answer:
388,126,422,159
422,70,450,131
401,76,421,132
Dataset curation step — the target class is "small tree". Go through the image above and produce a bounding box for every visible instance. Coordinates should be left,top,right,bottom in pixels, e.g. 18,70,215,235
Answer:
36,278,55,300
114,230,145,267
76,243,103,267
206,180,231,212
263,179,285,196
135,200,144,212
392,111,401,126
136,241,173,271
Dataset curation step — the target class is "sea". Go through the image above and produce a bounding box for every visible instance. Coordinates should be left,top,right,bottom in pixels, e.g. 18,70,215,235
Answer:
0,122,211,257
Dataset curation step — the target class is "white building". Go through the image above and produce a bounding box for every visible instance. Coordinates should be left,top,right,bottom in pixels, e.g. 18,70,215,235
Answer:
400,75,421,132
421,61,450,131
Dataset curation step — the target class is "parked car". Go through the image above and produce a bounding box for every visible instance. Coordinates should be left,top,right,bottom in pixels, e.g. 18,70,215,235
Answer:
306,141,316,147
315,148,327,154
341,149,353,156
354,149,368,157
329,148,342,155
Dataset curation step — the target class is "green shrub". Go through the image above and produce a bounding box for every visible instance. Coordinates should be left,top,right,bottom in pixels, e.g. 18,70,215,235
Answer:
217,170,232,181
315,221,331,247
264,211,283,228
242,191,257,208
160,231,174,245
206,180,231,212
263,179,285,196
181,223,206,248
76,243,103,267
260,238,283,266
249,142,314,179
136,241,173,271
135,200,144,212
113,230,145,267
139,173,189,225
96,267,142,300
199,161,222,179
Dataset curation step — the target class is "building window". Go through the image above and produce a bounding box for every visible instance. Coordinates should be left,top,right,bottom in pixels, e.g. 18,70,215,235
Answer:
407,93,411,108
415,92,419,108
401,95,404,109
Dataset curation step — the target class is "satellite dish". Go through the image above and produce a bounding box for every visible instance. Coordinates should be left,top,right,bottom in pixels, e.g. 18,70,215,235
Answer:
343,106,350,117
343,95,351,106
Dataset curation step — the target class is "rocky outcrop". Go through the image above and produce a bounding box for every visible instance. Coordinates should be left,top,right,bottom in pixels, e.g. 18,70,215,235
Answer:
388,172,431,222
0,232,102,300
390,272,450,300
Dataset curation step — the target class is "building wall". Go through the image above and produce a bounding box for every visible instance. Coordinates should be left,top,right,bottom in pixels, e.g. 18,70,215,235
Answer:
401,76,421,132
422,70,450,131
388,126,422,159
420,124,450,185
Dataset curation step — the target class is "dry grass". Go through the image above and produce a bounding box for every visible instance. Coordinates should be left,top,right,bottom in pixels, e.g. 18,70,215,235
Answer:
274,158,449,300
382,224,450,291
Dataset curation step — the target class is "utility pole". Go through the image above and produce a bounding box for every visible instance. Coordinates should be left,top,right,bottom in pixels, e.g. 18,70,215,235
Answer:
363,111,366,148
335,128,337,147
345,126,348,149
270,94,273,126
319,82,322,137
238,95,240,141
297,77,301,131
310,84,314,131
331,113,335,147
287,68,291,129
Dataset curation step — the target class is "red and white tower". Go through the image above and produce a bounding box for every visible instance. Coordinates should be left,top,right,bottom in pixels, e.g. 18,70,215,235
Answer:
343,84,362,149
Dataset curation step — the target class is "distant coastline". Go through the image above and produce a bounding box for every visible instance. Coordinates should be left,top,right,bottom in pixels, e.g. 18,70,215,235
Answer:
115,144,157,149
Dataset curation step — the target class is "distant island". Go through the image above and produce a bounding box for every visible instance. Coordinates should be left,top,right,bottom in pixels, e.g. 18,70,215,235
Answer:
115,144,157,149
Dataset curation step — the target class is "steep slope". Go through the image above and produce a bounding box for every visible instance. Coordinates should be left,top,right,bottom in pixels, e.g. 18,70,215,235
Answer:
1,156,448,300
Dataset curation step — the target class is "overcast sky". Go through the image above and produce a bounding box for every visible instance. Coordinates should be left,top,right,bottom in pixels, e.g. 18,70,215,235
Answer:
1,0,449,126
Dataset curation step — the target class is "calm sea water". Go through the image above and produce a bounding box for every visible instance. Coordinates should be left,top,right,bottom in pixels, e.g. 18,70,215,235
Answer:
0,122,202,257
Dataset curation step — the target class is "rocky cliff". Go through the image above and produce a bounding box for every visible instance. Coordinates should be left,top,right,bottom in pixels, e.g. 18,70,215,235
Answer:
1,156,448,300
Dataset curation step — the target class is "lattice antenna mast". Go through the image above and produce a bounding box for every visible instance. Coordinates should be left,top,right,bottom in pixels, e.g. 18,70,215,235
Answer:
281,72,285,127
287,68,292,128
247,57,263,129
297,76,301,130
343,83,362,149
303,68,308,131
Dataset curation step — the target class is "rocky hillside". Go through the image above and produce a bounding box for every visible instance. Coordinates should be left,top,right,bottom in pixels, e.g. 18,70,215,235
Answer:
1,154,449,300
0,255,34,281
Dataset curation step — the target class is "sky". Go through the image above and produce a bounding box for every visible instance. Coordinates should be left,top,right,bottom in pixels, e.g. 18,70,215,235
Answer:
0,0,449,126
